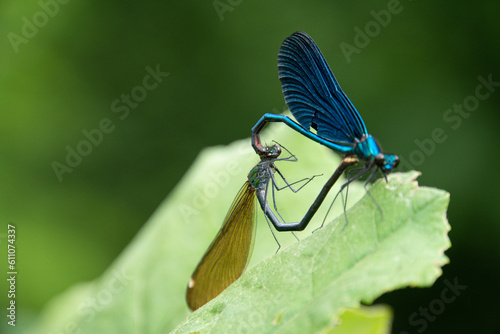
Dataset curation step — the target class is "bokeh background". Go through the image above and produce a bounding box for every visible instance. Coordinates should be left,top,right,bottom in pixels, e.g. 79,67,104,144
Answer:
1,0,499,333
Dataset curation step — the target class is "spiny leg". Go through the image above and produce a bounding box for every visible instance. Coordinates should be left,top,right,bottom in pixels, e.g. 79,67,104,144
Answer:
272,165,322,193
315,164,372,232
262,181,283,252
272,140,298,162
363,167,383,220
269,167,321,241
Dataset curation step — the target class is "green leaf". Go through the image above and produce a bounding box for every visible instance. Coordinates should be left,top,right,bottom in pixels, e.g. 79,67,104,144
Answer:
27,125,450,334
328,305,393,334
173,171,450,334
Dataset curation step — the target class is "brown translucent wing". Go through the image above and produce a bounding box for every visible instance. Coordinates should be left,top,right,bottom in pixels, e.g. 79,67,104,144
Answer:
186,181,257,311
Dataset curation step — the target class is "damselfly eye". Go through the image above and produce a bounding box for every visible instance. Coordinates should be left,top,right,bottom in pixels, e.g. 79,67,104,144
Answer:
375,153,385,163
273,145,281,155
267,144,281,158
392,155,400,168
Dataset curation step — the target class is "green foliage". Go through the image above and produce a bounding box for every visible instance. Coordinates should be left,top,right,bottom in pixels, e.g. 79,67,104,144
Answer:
26,128,450,334
173,171,450,333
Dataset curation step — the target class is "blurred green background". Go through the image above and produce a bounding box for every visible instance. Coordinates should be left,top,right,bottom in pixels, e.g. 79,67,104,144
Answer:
1,0,498,333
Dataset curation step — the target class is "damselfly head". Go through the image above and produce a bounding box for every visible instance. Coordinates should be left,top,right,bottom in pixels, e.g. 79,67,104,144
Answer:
258,144,282,159
375,153,399,172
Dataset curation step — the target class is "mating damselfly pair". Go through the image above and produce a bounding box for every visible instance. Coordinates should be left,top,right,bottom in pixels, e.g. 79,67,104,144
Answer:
186,31,399,311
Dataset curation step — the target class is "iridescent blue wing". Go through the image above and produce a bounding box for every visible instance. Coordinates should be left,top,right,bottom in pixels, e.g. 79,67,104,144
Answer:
278,31,368,144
